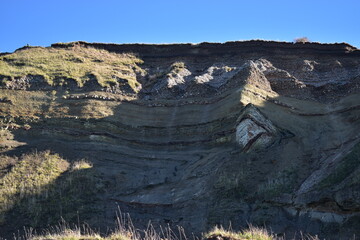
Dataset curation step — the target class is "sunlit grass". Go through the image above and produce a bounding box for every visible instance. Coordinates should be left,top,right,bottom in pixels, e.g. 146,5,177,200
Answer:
0,151,69,223
0,45,144,91
0,149,103,227
204,225,273,240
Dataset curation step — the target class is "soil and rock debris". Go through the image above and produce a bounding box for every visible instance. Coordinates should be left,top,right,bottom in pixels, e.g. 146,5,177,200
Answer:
0,40,359,239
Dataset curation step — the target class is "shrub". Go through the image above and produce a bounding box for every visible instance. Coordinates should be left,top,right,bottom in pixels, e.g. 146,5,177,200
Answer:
294,37,310,43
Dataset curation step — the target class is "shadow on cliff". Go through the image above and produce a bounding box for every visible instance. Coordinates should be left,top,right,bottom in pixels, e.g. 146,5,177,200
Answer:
2,52,360,239
2,85,360,239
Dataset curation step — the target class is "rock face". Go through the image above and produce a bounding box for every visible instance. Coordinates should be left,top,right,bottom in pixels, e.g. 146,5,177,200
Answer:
0,40,360,239
235,104,280,151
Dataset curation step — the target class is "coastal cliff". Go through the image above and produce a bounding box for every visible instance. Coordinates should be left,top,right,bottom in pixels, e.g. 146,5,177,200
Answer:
0,40,359,239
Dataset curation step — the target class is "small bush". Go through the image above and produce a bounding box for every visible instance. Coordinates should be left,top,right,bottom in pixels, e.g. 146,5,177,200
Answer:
294,37,310,43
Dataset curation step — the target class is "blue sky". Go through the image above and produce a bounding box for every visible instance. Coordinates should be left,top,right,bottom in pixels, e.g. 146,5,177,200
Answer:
1,0,359,52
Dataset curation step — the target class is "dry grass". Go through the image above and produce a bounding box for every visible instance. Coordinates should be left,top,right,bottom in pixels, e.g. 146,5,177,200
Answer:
0,89,51,119
0,117,27,150
25,216,280,240
171,62,186,71
0,89,121,119
25,210,188,240
26,224,281,240
6,210,330,240
27,220,103,240
204,226,273,240
0,45,144,90
0,128,13,142
31,230,102,240
71,159,93,171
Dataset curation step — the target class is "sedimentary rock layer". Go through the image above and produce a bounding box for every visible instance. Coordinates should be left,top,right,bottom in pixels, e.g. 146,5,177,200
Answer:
0,40,359,239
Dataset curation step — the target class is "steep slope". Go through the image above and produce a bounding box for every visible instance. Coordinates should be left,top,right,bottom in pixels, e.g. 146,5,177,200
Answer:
0,40,359,239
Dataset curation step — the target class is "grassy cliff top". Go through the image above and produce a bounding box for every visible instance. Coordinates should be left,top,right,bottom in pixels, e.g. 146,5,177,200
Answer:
0,45,144,89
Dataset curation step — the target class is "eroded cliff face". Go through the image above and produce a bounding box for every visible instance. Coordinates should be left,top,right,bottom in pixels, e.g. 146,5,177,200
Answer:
0,41,360,239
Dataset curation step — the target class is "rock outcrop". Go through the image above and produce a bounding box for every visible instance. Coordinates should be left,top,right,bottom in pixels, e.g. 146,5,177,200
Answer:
235,104,280,152
0,40,359,239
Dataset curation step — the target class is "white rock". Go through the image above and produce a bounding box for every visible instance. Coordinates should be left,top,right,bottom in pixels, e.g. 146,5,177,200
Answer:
236,118,267,149
235,104,278,151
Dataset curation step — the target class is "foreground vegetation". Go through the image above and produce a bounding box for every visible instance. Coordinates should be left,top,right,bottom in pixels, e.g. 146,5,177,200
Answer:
0,151,103,229
16,222,324,240
17,221,277,240
204,226,274,240
0,44,144,90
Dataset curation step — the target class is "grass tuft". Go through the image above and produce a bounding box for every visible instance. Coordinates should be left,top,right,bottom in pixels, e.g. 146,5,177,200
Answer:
204,225,273,240
12,212,325,240
71,159,93,171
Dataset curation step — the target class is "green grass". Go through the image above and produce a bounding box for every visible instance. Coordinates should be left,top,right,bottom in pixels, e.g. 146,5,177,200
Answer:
0,151,103,227
0,45,144,90
0,89,123,119
0,151,69,224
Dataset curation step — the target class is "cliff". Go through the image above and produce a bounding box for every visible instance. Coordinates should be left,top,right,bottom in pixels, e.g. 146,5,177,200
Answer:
0,40,359,239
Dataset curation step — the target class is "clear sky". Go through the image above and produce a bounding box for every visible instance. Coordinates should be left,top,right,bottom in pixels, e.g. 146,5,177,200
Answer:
1,0,359,52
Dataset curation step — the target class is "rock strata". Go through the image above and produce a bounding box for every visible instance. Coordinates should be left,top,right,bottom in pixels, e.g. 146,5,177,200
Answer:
0,40,360,239
235,104,279,151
